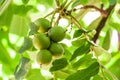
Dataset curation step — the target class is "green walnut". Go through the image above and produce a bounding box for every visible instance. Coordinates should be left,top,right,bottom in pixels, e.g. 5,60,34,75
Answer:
49,43,64,57
48,26,65,42
33,33,50,50
36,50,52,65
34,18,50,33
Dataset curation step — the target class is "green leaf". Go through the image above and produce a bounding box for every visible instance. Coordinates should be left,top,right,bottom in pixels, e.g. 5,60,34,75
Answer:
87,30,96,38
0,0,11,15
108,56,120,79
72,54,97,69
26,69,45,80
2,64,15,75
22,0,29,4
10,15,30,36
60,0,67,8
92,75,103,80
102,29,111,50
79,0,89,5
117,0,120,3
100,0,109,8
72,0,88,8
71,38,86,47
72,0,80,8
54,70,69,79
29,22,39,35
87,16,102,30
109,0,117,5
70,42,91,61
103,68,119,80
50,58,68,72
65,33,71,40
14,57,30,80
0,31,19,75
66,62,99,80
39,0,53,7
0,0,4,7
0,77,3,80
100,0,109,4
0,42,12,64
0,4,13,26
19,37,33,53
107,6,120,33
13,5,33,16
63,48,72,60
73,29,84,38
92,46,111,65
109,22,120,33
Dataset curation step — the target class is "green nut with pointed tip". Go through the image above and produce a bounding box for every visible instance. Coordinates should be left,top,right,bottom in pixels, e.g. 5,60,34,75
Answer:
34,18,50,33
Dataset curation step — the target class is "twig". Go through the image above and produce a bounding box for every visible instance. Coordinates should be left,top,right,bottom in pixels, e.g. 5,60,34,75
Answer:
44,10,54,18
60,0,67,9
50,10,57,27
69,14,87,32
55,0,60,7
84,34,96,46
69,14,81,28
64,0,73,9
93,4,116,43
100,4,104,10
55,14,61,25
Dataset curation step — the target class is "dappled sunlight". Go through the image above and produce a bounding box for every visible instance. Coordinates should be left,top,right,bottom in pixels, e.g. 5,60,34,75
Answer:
37,4,46,12
9,33,24,47
83,11,100,26
110,30,118,52
59,18,69,27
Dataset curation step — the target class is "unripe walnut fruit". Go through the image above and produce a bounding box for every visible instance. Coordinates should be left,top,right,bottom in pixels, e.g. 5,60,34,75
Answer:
49,43,64,57
34,18,50,33
36,50,52,65
33,33,50,50
48,26,65,42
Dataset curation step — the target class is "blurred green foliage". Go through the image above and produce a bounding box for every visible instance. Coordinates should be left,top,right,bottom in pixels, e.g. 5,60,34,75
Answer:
0,0,120,80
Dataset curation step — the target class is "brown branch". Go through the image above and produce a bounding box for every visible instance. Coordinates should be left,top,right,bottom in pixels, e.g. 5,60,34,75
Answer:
81,5,108,17
93,4,116,43
73,5,108,17
118,33,120,50
118,9,120,14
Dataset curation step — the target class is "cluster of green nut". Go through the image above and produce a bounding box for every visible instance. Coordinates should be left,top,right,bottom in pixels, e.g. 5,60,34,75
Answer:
32,18,65,65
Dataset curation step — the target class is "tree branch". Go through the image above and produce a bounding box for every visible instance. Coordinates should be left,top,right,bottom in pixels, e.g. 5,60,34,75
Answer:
80,5,108,17
118,33,120,50
73,5,108,17
55,0,60,7
93,4,116,43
